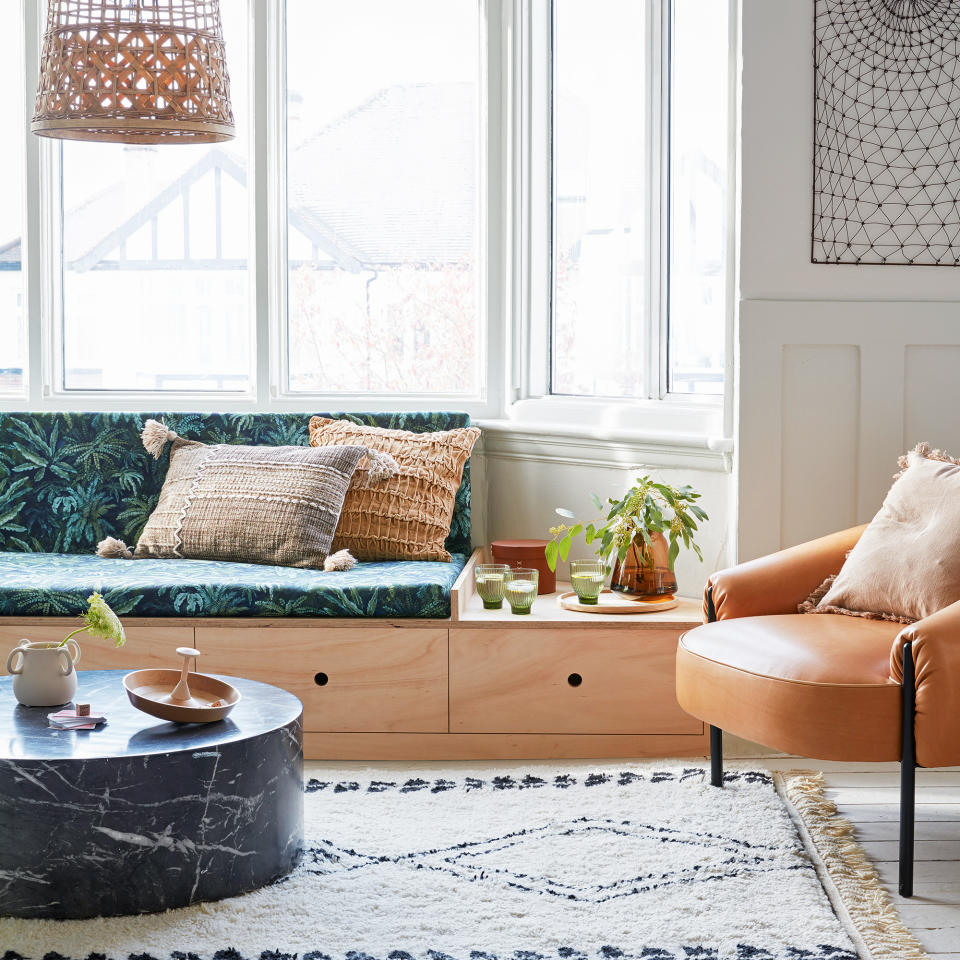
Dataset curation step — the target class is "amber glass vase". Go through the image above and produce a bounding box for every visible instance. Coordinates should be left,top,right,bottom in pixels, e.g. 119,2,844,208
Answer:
609,532,678,598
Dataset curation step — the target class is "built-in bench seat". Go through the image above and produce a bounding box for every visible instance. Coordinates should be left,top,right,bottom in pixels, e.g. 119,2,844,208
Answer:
0,551,468,618
0,411,472,620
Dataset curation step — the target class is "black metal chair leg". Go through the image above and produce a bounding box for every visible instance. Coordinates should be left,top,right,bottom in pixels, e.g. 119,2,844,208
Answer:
899,640,916,898
704,587,724,788
710,725,723,787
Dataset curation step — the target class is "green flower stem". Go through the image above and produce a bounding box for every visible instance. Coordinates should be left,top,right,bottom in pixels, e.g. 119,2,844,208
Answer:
58,625,90,648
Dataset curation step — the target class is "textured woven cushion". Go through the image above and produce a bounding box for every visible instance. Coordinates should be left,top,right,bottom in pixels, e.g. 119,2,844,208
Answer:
309,417,480,561
804,443,960,623
0,552,466,618
0,412,472,557
137,437,370,568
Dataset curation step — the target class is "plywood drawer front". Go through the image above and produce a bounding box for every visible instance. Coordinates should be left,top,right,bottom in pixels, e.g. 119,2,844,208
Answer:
0,623,194,675
450,628,700,735
194,626,448,733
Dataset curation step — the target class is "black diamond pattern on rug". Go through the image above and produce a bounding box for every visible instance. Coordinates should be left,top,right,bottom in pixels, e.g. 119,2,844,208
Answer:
302,816,807,903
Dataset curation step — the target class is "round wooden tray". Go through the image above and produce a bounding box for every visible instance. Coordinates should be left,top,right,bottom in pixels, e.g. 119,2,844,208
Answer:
557,589,679,615
123,669,241,723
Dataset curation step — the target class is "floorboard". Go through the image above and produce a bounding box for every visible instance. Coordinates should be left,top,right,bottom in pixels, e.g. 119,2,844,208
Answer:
766,759,960,956
861,840,960,862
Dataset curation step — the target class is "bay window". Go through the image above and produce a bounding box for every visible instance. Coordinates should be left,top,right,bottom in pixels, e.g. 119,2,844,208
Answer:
551,0,649,399
668,0,729,396
5,0,733,438
58,0,251,393
0,17,25,395
284,0,481,397
547,0,730,404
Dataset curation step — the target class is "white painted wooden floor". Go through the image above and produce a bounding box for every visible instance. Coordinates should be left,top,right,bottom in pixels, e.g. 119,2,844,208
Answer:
762,759,960,959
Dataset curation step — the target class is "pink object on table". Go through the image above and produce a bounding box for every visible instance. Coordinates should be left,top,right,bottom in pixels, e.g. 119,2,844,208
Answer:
48,709,101,731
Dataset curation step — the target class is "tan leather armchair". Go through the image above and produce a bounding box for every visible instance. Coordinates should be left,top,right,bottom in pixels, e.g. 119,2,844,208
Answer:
676,524,960,898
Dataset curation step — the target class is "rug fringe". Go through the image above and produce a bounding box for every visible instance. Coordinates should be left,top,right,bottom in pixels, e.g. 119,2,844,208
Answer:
777,770,930,960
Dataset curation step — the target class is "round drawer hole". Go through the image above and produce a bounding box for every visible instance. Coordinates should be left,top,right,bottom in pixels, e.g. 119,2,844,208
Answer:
314,672,329,687
567,673,583,687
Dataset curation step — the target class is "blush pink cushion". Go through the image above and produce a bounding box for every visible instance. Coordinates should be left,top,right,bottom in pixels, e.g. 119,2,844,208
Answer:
806,445,960,623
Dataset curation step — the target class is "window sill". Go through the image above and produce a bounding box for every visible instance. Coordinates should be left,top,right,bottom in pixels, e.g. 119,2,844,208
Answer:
475,414,733,473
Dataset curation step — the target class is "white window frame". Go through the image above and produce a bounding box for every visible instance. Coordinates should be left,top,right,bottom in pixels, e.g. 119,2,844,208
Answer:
501,0,736,444
6,0,734,451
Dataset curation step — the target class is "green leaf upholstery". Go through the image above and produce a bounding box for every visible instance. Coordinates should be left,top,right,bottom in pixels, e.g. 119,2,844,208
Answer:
0,412,472,618
0,552,467,618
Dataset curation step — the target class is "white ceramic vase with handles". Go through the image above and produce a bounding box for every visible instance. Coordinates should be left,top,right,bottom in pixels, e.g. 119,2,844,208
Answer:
5,639,81,707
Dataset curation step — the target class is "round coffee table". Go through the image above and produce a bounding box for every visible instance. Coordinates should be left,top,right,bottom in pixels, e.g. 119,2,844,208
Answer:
0,669,303,919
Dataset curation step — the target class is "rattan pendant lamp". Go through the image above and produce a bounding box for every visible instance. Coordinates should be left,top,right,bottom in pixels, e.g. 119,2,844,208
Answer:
32,0,235,143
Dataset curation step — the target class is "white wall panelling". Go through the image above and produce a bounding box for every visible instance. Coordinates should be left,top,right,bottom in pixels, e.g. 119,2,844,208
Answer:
778,343,859,552
737,0,960,566
739,301,960,562
904,346,960,453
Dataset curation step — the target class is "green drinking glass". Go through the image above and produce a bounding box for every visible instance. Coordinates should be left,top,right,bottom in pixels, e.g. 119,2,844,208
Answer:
505,567,539,615
475,564,509,609
569,559,606,605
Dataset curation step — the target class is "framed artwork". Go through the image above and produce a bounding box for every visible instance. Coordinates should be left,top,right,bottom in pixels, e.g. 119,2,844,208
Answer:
813,1,960,265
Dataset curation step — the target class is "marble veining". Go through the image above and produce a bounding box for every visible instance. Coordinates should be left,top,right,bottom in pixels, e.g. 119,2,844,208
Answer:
0,670,304,919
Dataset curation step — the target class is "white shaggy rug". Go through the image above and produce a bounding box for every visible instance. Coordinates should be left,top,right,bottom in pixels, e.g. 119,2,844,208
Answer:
0,762,923,960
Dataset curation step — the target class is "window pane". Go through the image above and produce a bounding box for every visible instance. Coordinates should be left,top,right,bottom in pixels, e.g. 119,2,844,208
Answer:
552,0,647,398
60,1,250,392
669,0,728,395
286,0,480,396
0,16,25,395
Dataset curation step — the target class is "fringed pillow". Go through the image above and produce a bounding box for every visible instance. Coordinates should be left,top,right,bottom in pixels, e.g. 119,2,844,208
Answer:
97,420,397,570
801,442,960,623
309,416,480,561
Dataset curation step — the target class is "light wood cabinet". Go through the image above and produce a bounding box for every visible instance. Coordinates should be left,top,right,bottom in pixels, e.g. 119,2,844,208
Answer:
194,624,448,733
449,627,701,735
0,556,706,758
0,622,193,672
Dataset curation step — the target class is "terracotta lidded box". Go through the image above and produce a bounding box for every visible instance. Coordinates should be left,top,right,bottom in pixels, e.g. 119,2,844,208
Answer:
490,539,555,595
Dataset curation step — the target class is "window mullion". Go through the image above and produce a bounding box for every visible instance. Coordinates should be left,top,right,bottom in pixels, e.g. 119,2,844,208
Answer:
254,0,282,407
37,134,61,404
482,0,511,414
22,0,52,406
516,0,551,404
647,0,671,401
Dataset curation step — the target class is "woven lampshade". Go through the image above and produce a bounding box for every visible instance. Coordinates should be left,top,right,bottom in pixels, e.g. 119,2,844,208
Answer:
32,0,235,144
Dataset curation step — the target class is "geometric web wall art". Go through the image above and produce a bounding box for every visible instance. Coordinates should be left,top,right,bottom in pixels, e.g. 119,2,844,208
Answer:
813,0,960,265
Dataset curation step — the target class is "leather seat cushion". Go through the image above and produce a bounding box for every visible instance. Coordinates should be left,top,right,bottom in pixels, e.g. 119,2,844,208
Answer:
677,614,903,761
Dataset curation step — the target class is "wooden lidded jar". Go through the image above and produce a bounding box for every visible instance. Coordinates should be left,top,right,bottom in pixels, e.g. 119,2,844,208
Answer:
490,539,556,595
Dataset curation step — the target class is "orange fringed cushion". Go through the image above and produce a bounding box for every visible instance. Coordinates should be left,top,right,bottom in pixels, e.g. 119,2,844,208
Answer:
308,417,480,561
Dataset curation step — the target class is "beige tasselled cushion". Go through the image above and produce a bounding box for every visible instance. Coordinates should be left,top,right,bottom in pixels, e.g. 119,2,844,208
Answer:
802,443,960,623
309,417,480,561
125,421,397,569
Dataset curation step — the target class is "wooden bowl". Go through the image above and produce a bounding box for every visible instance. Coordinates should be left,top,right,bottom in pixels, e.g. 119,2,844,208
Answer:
123,669,241,724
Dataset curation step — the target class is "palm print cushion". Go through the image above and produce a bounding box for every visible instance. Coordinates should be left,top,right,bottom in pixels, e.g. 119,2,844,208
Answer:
0,411,472,618
0,412,471,556
0,552,466,618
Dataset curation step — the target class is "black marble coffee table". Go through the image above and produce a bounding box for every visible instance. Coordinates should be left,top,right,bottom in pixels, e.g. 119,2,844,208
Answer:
0,669,303,919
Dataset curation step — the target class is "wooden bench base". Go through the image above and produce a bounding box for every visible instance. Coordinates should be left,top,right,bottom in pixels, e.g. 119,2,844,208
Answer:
0,552,708,760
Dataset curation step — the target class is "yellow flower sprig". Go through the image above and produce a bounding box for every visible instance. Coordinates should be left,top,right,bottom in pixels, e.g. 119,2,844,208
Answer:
58,592,126,648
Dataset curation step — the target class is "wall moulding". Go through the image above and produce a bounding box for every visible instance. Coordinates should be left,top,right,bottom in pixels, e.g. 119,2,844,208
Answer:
738,298,960,563
475,420,732,474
